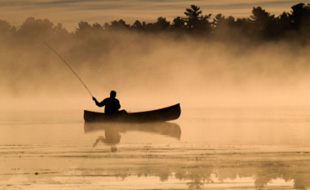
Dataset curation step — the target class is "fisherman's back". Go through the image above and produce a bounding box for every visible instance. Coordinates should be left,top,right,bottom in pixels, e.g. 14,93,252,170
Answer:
93,90,121,114
102,97,120,114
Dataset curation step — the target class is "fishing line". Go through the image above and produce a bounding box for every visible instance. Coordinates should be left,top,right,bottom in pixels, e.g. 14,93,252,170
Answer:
44,42,94,97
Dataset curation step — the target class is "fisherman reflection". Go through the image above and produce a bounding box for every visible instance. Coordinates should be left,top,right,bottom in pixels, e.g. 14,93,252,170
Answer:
93,128,121,152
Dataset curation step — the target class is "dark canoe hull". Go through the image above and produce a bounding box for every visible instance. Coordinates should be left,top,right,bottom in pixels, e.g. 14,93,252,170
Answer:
84,103,181,123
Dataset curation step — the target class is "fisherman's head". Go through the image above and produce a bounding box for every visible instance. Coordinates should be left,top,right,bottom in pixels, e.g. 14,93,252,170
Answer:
110,90,117,98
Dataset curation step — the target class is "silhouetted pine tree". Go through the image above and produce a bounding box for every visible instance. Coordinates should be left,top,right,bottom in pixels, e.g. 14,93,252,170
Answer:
184,5,212,35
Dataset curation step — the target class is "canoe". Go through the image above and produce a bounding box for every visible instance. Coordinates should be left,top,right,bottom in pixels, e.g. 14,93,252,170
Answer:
84,103,181,123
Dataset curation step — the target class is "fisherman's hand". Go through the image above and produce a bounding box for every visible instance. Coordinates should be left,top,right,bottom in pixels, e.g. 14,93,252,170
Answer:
92,97,97,101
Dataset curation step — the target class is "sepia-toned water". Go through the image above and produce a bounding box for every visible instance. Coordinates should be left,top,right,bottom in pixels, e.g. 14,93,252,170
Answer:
1,106,310,190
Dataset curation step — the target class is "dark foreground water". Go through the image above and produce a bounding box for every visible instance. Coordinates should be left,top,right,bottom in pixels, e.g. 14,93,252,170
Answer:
1,107,310,189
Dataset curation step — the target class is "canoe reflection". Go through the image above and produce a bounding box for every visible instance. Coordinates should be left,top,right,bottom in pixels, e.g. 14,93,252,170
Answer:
84,122,181,152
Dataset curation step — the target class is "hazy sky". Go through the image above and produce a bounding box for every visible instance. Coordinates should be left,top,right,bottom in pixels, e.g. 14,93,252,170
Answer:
0,0,306,31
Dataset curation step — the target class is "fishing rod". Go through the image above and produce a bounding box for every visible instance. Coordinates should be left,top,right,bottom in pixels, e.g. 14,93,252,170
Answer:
44,42,94,97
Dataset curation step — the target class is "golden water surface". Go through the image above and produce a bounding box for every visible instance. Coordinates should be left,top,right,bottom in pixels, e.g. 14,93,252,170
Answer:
1,107,310,189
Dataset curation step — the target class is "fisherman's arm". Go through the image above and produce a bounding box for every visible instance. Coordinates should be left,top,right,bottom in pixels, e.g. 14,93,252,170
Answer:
92,97,105,107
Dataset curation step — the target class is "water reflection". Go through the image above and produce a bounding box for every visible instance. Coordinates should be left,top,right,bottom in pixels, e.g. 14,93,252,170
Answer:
3,106,310,189
93,135,121,152
84,122,181,152
77,152,310,189
81,122,310,189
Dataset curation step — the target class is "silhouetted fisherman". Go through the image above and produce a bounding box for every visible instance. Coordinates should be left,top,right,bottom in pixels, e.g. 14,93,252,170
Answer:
92,91,121,114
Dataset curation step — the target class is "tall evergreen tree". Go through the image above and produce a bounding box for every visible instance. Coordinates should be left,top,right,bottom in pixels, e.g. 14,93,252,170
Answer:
184,5,212,35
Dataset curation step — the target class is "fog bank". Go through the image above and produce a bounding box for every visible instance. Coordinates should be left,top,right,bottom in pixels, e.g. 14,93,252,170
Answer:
1,31,310,110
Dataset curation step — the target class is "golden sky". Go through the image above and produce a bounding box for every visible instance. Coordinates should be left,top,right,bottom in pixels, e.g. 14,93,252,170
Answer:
0,0,305,31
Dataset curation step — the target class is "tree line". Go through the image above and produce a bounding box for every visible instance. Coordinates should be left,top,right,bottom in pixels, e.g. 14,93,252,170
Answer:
0,3,310,44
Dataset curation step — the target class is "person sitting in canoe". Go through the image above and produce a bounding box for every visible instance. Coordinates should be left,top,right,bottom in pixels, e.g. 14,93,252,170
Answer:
92,90,121,114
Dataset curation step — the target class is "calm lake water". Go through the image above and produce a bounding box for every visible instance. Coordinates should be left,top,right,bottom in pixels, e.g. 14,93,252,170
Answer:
1,106,310,189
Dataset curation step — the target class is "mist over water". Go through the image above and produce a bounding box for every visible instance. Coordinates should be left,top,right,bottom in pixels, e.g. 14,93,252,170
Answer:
1,3,310,110
1,31,310,110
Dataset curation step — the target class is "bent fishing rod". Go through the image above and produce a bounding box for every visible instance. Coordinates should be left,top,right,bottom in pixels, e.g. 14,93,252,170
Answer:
44,42,94,97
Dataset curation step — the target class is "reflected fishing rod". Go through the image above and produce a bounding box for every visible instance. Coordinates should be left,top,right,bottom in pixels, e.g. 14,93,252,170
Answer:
44,42,94,97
